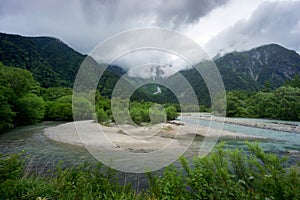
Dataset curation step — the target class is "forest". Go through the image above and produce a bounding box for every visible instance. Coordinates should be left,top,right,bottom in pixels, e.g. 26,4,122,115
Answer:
225,76,300,120
1,61,300,133
0,62,178,132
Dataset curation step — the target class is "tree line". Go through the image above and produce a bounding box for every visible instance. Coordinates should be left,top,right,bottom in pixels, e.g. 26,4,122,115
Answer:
1,62,299,132
0,63,178,132
226,75,300,120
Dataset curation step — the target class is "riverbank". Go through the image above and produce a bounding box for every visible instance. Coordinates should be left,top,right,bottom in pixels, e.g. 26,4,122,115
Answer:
44,120,266,152
181,113,300,133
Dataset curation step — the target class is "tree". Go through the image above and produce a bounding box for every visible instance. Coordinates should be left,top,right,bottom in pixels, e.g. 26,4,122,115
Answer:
226,91,249,117
41,87,72,101
73,96,95,120
165,105,179,120
149,104,166,124
284,75,300,88
248,91,278,118
274,86,300,120
15,93,45,125
0,63,38,102
96,108,109,123
48,95,73,121
0,63,44,128
0,87,15,132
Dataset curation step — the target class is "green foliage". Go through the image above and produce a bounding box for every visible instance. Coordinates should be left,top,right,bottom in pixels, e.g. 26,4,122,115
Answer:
0,33,84,88
199,105,211,112
284,74,300,88
274,86,300,120
149,104,167,124
0,63,38,100
47,95,73,121
0,155,136,200
41,87,72,101
131,84,179,104
225,86,300,121
226,91,250,117
148,143,300,200
73,96,95,120
16,93,45,125
248,91,278,118
0,144,299,199
165,105,179,120
95,95,112,123
0,154,23,182
0,63,45,131
129,105,150,125
98,98,179,125
0,86,16,132
147,165,187,199
96,108,109,122
129,102,178,125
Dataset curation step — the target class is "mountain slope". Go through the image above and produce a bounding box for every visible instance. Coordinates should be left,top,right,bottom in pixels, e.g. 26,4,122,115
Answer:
215,44,300,90
1,33,300,105
0,33,85,87
0,32,125,91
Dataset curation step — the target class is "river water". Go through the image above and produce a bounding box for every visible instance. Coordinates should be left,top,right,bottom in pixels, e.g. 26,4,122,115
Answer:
0,117,299,189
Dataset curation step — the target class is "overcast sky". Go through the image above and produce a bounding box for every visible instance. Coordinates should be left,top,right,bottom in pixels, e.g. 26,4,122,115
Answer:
1,0,299,60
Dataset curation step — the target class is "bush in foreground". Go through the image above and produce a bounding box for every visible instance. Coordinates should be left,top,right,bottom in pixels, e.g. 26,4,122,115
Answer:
0,143,299,199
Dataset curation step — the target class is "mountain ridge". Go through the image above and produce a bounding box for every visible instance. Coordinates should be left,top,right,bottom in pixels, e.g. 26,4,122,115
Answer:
214,43,300,89
0,32,125,90
1,32,300,104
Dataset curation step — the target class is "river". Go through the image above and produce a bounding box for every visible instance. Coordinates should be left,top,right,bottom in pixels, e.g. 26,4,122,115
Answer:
0,117,299,189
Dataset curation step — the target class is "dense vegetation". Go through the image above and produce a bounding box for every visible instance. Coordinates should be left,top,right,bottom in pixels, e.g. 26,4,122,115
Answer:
1,60,299,133
96,97,178,125
2,33,300,107
1,143,299,199
0,33,84,87
0,62,179,132
226,75,300,120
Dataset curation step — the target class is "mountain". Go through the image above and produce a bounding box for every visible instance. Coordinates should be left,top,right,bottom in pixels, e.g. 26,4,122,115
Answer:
179,44,300,102
1,33,300,105
215,44,300,90
0,33,85,87
0,32,125,89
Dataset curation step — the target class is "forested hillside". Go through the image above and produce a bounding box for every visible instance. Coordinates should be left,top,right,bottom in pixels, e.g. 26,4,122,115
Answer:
1,33,300,102
0,33,125,91
1,32,300,132
215,44,300,90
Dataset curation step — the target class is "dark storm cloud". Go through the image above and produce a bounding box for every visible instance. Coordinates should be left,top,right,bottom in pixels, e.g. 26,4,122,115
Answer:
80,0,229,28
206,1,300,56
0,0,229,53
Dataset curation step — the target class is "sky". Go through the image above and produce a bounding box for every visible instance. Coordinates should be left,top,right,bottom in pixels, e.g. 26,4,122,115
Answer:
1,0,300,72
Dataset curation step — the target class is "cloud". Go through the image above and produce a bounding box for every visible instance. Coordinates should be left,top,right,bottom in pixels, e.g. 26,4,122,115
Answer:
0,0,228,53
205,1,300,57
80,0,228,27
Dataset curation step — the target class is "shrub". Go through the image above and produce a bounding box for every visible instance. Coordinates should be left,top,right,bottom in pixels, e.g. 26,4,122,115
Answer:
1,144,299,199
165,105,179,120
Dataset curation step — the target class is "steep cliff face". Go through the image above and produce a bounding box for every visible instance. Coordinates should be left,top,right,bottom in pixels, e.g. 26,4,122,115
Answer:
215,44,300,90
